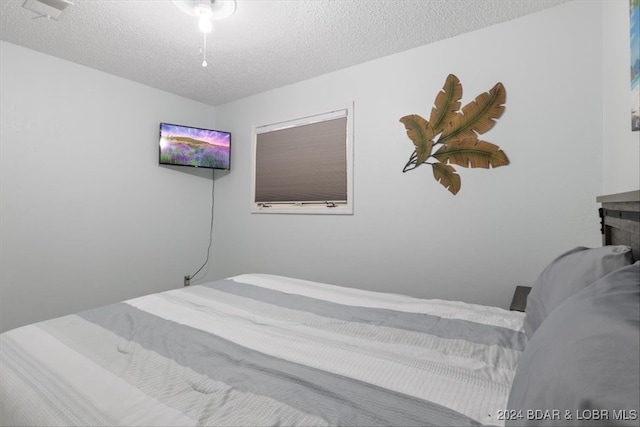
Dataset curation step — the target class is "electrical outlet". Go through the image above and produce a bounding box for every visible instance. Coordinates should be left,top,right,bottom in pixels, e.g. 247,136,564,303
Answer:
184,276,191,287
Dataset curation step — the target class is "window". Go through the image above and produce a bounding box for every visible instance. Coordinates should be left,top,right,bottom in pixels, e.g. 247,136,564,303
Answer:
252,106,353,214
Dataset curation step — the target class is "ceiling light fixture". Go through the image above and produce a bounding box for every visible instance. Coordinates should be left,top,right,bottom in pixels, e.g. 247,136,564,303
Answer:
172,0,236,67
196,3,213,34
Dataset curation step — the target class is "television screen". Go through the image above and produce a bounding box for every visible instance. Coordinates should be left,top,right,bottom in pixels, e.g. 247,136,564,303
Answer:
159,123,230,170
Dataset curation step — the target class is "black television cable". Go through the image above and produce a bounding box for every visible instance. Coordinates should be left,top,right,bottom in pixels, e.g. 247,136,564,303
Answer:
185,170,215,286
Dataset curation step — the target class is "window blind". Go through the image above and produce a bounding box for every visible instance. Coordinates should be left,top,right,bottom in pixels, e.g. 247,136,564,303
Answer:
255,116,347,204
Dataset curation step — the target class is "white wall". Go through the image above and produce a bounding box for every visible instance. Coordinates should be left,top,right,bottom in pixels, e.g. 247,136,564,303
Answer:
0,41,218,332
3,0,632,332
602,0,640,194
210,0,605,308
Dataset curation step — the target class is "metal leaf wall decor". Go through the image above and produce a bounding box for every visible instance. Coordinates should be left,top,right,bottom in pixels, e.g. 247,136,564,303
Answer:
400,74,509,195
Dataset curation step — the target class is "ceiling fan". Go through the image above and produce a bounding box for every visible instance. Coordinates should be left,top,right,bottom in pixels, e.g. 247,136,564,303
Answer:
172,0,236,31
171,0,237,67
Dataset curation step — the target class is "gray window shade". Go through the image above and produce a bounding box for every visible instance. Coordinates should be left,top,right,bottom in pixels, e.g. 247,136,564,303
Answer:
255,117,347,203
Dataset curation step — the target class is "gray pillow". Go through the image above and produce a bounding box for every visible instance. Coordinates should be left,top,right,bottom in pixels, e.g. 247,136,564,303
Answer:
507,262,640,426
523,245,633,338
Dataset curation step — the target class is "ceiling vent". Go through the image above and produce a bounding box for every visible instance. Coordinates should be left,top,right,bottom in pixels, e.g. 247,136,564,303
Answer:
22,0,73,21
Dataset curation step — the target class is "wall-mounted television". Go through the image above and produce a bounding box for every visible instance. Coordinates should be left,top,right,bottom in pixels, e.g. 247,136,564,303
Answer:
159,122,231,170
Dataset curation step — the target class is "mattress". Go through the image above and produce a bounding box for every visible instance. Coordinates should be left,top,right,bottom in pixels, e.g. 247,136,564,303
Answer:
0,274,526,426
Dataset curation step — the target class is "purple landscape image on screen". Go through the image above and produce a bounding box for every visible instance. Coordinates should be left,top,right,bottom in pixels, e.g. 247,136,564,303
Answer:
159,123,230,169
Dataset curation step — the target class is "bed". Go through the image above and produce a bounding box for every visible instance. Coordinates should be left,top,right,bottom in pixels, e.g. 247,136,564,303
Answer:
1,191,638,427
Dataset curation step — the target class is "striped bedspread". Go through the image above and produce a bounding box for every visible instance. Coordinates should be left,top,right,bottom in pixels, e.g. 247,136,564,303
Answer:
0,274,526,426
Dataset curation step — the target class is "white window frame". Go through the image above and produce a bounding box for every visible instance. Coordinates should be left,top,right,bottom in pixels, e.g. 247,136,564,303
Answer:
251,104,354,215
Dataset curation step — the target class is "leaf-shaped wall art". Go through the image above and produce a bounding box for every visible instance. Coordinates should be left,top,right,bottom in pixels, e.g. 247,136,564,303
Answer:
400,74,509,195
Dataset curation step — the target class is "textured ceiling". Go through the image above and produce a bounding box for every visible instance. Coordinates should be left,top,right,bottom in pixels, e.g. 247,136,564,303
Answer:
0,0,571,106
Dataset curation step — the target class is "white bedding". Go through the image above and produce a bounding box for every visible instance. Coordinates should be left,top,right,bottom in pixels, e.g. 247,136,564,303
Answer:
0,274,526,426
